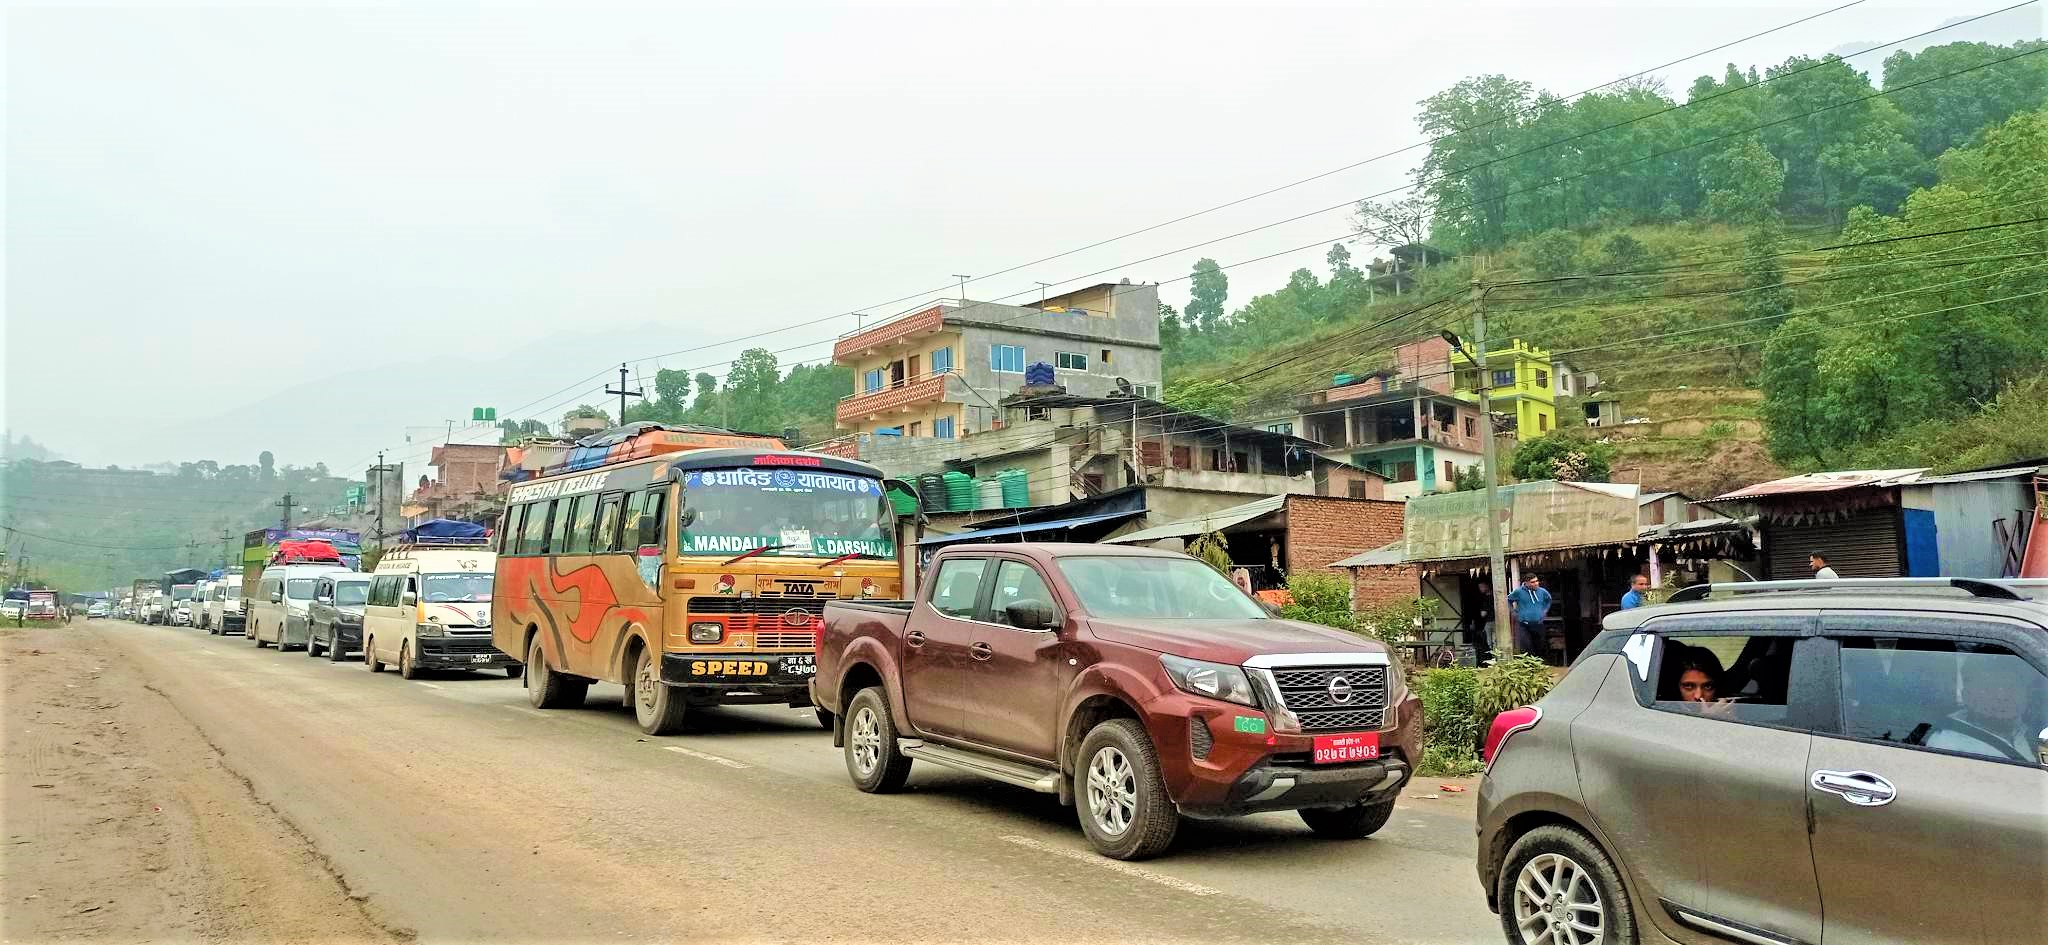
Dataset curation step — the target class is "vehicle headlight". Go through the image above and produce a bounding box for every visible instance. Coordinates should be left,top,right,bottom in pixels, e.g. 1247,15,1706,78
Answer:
689,621,724,644
1160,654,1259,707
416,622,445,637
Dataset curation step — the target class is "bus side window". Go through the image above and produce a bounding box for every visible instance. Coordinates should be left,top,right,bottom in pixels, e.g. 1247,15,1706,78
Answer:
500,505,524,555
593,493,624,554
639,487,668,550
519,501,551,556
552,496,585,555
620,491,647,551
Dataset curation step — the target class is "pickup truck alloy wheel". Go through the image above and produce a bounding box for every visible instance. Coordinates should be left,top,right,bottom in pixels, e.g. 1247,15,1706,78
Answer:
843,687,912,792
1086,748,1137,837
1074,719,1178,860
1500,826,1633,945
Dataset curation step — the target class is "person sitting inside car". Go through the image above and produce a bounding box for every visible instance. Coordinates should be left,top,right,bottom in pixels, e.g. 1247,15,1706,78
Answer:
1924,651,2047,763
1657,643,1737,715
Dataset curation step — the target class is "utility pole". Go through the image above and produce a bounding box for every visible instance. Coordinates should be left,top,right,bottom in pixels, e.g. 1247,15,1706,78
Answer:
1470,274,1515,658
277,493,295,532
369,451,396,549
219,528,235,570
1036,281,1053,306
953,274,971,306
605,362,643,427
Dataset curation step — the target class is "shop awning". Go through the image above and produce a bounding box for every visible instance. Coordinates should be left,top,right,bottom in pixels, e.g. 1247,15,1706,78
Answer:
917,510,1142,546
1102,494,1287,545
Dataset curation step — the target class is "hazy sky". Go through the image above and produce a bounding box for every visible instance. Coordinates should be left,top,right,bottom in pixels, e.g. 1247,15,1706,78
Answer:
6,0,2040,473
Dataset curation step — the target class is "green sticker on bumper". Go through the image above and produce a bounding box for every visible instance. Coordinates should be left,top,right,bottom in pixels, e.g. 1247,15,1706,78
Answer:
1232,715,1267,734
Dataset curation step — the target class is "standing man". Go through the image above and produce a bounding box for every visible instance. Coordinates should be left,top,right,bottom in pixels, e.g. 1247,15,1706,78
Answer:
1621,574,1652,610
1810,552,1840,580
1508,574,1553,662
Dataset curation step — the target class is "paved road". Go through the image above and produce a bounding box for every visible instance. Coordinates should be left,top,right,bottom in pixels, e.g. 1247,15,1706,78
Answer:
9,620,1501,944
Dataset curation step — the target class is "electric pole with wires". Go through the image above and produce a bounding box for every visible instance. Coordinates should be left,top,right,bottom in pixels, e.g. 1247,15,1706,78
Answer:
605,363,643,427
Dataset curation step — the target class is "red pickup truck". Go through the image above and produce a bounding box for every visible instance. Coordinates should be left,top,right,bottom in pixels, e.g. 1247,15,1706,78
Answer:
813,543,1420,859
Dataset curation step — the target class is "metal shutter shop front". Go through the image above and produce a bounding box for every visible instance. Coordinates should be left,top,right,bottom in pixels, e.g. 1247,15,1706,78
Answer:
1767,507,1903,579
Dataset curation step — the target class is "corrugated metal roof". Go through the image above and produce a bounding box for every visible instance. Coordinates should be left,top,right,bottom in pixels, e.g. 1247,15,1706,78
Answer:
1331,541,1406,568
1908,466,2043,485
916,510,1142,546
1101,494,1288,545
1712,469,1927,502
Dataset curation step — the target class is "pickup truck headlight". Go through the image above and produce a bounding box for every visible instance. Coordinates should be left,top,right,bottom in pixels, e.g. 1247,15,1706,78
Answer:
416,622,445,637
689,621,724,644
1160,654,1259,708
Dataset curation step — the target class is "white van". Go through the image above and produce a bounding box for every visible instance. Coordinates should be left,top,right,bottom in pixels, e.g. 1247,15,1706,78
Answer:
249,563,351,650
363,543,509,679
207,573,245,635
192,580,215,630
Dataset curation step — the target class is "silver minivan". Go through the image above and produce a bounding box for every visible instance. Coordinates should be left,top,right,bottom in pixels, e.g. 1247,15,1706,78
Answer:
248,563,352,650
1477,578,2048,945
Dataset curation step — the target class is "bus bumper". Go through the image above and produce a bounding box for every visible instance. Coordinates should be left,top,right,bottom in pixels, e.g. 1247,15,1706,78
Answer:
661,653,816,702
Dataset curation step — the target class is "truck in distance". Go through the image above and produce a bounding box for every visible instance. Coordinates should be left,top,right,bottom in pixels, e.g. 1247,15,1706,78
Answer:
813,542,1420,860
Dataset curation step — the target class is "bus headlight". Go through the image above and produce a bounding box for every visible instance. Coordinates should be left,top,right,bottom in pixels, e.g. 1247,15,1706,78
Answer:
689,622,724,644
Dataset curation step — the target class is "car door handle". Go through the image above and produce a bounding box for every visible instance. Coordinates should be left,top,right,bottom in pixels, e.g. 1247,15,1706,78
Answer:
905,630,926,648
970,641,994,661
1811,769,1896,807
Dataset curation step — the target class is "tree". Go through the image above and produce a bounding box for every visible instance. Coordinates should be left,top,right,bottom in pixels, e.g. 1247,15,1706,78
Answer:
1160,379,1246,420
194,460,219,479
258,451,275,482
1353,195,1432,248
562,404,610,427
1697,135,1784,224
1508,430,1613,482
1185,258,1229,333
1412,75,1534,249
1186,531,1234,575
1521,230,1581,278
497,419,549,443
1883,41,2048,159
1158,302,1185,358
724,348,783,433
653,368,692,415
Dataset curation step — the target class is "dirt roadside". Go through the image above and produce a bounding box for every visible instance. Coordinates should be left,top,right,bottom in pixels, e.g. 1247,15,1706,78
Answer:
0,623,401,944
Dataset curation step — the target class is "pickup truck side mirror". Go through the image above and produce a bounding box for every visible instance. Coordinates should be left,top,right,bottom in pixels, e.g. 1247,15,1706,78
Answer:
1004,600,1063,632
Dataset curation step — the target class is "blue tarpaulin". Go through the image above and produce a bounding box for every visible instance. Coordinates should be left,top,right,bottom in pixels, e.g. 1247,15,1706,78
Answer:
402,519,489,544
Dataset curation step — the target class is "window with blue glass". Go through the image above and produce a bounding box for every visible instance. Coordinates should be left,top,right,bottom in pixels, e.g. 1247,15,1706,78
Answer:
930,346,953,375
990,344,1025,373
863,369,885,393
934,417,955,439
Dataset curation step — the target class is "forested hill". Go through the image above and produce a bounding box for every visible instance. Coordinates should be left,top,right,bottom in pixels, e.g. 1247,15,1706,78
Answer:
1158,39,2048,493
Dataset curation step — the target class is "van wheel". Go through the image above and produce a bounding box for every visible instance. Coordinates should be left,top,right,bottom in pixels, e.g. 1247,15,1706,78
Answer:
1498,825,1635,945
629,647,687,735
365,637,384,673
526,635,587,709
251,621,267,647
1075,719,1178,860
1300,798,1396,839
399,642,421,679
843,687,912,793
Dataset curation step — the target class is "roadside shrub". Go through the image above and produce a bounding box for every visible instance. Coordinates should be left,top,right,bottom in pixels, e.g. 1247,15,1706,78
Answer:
1475,654,1556,718
1278,571,1356,632
1412,665,1483,775
1354,596,1438,647
1186,531,1233,575
1420,742,1485,778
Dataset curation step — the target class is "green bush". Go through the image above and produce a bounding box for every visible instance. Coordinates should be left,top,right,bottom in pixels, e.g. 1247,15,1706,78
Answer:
1420,742,1485,778
1186,531,1233,575
1475,654,1556,718
1278,571,1356,632
1354,597,1438,647
1412,666,1483,775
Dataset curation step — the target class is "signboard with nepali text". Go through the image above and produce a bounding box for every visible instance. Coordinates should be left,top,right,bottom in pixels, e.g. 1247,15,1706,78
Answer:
1404,480,1639,562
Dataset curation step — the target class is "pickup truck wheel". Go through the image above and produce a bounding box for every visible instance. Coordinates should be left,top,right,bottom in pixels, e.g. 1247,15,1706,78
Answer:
1299,798,1396,839
1076,719,1178,860
526,635,588,709
630,647,688,735
844,687,912,793
329,631,348,662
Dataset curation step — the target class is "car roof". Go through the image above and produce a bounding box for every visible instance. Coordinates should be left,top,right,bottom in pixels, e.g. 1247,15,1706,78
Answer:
1604,579,2048,636
936,542,1187,559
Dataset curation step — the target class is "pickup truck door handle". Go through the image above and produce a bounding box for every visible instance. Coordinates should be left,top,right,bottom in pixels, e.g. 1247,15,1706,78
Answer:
970,641,994,661
1810,769,1896,807
905,630,926,647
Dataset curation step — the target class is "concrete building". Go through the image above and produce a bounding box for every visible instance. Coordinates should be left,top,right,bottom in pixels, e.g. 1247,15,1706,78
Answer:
1452,338,1557,438
831,282,1163,438
1293,371,1486,501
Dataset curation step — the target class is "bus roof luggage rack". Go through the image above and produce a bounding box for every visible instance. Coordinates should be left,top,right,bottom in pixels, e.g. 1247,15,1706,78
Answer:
1666,577,2045,604
400,519,490,546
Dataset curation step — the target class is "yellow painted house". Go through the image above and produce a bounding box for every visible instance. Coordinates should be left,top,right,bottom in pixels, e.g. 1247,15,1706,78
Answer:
1452,338,1556,438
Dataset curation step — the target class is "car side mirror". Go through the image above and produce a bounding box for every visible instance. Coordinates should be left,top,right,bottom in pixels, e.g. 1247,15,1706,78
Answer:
1004,600,1062,631
2038,726,2047,768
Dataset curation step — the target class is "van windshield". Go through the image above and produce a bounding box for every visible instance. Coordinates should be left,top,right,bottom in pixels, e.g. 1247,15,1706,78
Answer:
1055,556,1268,620
422,573,492,603
285,579,320,600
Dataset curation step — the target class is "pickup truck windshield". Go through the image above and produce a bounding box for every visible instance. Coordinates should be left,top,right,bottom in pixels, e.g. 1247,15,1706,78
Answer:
676,468,895,560
1056,556,1269,620
422,573,492,603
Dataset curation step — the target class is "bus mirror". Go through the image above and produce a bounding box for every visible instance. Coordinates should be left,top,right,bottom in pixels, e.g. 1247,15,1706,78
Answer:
678,508,698,528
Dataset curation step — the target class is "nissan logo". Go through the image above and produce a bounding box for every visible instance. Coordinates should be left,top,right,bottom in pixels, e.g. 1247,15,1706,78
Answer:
781,608,814,628
1327,675,1354,704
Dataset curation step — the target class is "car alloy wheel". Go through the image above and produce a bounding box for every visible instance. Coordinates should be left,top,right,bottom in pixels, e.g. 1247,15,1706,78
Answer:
847,705,882,777
1085,745,1137,838
1512,852,1605,945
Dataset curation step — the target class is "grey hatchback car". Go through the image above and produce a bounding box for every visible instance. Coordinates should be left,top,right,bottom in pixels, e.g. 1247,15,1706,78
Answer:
1476,578,2048,945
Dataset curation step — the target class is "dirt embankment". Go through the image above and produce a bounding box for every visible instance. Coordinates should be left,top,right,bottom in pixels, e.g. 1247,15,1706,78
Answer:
0,623,401,944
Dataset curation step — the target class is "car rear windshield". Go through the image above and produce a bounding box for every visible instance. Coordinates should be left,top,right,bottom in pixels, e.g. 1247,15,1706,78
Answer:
334,582,369,606
1055,556,1268,620
286,579,319,600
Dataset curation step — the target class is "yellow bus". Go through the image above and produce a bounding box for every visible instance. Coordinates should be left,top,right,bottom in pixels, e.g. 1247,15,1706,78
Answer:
493,447,901,735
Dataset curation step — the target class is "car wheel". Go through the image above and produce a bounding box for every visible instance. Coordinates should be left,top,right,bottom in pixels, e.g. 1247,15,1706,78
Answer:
1075,718,1178,860
629,647,687,735
1299,798,1396,839
525,634,587,709
306,624,324,658
365,636,384,673
398,642,420,679
1499,825,1636,945
329,631,348,662
843,687,912,793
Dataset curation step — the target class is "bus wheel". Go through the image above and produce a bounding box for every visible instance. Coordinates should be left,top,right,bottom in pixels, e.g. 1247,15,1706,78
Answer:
526,635,587,709
630,647,688,735
365,637,385,673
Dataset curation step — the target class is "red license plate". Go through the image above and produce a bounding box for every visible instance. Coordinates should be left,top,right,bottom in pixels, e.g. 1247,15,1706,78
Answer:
1311,732,1380,764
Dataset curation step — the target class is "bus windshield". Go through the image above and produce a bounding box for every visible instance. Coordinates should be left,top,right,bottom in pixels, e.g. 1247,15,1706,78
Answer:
676,468,895,559
422,573,493,602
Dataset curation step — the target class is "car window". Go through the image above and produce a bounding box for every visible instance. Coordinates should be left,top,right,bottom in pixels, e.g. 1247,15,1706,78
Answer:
1838,637,2047,766
989,560,1055,628
1648,633,1799,727
929,558,988,619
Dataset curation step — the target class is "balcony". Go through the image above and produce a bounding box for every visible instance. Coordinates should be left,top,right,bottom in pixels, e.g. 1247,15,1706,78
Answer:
836,373,948,427
832,303,950,362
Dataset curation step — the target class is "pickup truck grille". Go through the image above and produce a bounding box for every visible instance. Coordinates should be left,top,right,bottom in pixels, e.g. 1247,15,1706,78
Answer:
1270,665,1389,732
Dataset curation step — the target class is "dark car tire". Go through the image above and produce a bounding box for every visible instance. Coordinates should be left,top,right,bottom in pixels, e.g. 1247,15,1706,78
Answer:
526,635,588,709
843,687,913,793
1074,719,1179,860
399,642,420,679
629,647,688,735
329,631,348,662
306,624,325,658
1497,825,1637,945
365,636,384,673
1299,798,1397,839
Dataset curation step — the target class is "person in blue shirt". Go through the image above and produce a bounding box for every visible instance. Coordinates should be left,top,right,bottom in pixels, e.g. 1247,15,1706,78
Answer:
1620,574,1651,610
1507,574,1553,660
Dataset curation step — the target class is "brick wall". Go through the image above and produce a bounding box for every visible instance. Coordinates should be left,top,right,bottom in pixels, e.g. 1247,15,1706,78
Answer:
1281,494,1419,607
1351,564,1421,609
